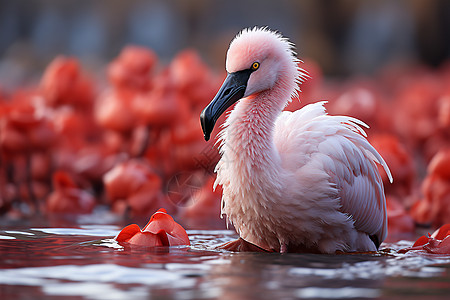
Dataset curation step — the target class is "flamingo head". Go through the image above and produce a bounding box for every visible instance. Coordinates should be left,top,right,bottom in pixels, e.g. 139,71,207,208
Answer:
200,27,305,141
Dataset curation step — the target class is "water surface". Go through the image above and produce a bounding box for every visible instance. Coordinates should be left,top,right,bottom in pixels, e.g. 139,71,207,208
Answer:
1,221,449,299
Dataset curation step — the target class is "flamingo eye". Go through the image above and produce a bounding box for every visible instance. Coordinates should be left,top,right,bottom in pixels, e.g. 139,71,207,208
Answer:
251,62,260,71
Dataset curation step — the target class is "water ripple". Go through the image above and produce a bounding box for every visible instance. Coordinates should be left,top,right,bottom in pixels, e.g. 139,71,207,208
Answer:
0,264,189,286
0,229,449,299
289,254,449,280
31,227,119,237
296,287,381,299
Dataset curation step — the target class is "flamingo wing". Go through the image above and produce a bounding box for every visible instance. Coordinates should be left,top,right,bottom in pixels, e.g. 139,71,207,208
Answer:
275,102,392,245
321,130,391,245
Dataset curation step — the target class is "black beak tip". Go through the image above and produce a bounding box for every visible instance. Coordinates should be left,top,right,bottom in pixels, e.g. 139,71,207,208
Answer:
200,108,211,141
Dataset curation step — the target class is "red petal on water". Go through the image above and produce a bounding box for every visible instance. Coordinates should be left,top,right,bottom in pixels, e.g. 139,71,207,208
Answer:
155,229,170,246
127,232,164,247
431,224,450,240
144,208,174,233
399,224,450,254
437,236,450,253
156,207,167,214
423,236,450,254
115,224,141,243
115,224,165,247
143,208,190,246
115,208,190,247
412,235,431,247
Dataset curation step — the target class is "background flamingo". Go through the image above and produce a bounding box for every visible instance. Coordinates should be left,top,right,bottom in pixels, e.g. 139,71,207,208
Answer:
200,27,392,253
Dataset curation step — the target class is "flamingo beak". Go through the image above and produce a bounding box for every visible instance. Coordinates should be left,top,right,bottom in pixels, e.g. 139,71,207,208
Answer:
200,70,252,141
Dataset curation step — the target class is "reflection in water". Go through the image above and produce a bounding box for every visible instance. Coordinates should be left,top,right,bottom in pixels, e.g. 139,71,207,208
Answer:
0,226,449,299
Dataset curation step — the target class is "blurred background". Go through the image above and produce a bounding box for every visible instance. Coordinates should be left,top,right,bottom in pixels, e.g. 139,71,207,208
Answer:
1,0,449,89
0,0,450,232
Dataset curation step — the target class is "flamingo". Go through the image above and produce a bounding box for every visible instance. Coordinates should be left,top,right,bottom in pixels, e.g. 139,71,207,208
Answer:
200,27,392,253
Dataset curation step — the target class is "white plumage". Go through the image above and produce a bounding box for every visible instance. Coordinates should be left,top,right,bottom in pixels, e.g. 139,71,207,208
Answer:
200,27,392,253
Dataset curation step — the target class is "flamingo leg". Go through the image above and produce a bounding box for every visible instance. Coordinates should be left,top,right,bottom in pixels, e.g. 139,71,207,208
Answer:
216,238,273,252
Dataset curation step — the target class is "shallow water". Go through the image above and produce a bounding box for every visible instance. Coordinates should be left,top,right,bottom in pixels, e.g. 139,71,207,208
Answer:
0,220,449,300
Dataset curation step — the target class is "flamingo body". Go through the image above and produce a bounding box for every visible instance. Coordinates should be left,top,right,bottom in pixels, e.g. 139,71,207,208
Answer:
200,28,392,253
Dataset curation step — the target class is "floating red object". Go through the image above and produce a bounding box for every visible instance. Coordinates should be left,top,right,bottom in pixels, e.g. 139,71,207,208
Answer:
399,224,450,254
115,208,190,247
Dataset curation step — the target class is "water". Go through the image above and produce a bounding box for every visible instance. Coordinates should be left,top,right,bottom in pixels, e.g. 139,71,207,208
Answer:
1,220,450,300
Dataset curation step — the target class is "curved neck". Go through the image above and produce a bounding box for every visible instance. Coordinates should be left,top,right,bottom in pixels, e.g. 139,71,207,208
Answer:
223,82,291,174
